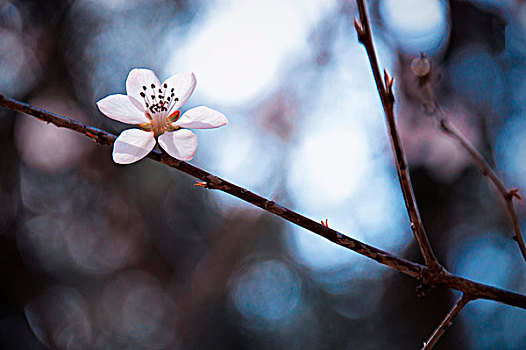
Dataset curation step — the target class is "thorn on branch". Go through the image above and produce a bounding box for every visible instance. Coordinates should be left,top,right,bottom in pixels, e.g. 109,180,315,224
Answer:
194,181,213,189
384,69,395,103
509,188,522,201
321,219,329,227
353,18,366,43
384,69,393,89
86,131,100,142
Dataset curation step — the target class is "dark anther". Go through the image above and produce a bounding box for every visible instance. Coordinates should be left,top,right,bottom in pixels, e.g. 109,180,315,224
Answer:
158,89,162,93
171,93,175,97
164,83,168,88
151,83,156,88
174,97,179,102
142,86,147,90
151,95,155,99
145,102,149,107
140,92,146,97
158,95,163,99
171,88,174,92
167,97,171,101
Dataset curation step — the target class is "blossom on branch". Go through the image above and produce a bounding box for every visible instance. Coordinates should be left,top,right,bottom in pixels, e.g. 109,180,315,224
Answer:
97,68,228,164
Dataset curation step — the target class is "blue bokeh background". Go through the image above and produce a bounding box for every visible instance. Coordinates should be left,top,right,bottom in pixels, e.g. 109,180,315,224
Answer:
0,0,525,348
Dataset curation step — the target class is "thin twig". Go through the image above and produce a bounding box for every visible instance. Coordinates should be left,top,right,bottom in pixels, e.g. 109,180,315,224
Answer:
421,294,472,350
440,119,526,262
418,75,526,262
354,0,440,271
1,94,525,310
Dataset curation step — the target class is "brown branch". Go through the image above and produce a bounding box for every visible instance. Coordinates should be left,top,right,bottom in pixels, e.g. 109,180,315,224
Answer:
441,116,526,264
413,55,526,263
440,119,526,262
421,294,472,350
0,94,421,278
1,94,526,310
354,0,440,270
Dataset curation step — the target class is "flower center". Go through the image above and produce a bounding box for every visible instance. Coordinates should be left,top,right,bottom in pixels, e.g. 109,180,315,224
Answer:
138,82,181,137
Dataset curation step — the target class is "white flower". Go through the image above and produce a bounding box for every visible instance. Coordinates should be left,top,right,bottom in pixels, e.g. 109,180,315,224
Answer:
96,68,228,164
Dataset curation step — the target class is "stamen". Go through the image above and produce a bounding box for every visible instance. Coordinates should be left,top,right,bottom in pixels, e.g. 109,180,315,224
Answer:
158,83,169,111
151,83,156,88
139,88,154,110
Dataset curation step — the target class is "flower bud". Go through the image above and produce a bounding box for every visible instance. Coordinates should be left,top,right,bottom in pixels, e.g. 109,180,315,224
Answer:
411,54,431,77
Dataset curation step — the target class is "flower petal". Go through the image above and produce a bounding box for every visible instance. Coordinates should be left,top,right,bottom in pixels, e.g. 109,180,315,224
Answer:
163,72,196,113
158,129,198,161
96,94,149,124
126,68,161,109
174,106,228,129
112,129,155,164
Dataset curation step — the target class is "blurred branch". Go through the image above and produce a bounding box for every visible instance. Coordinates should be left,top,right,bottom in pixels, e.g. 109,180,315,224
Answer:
441,119,526,261
354,0,441,271
412,54,526,264
1,94,526,311
421,294,472,350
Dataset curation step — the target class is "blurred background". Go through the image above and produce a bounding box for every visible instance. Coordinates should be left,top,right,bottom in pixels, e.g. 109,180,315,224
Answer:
0,0,525,348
